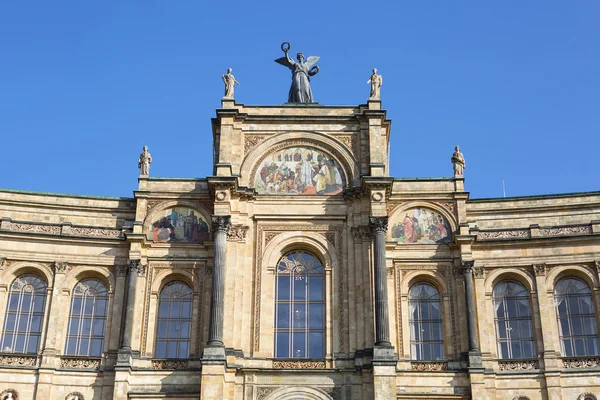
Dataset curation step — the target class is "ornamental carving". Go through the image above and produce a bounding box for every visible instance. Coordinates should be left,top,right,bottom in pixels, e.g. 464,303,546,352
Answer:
477,229,530,240
244,135,266,154
256,387,277,400
335,134,358,156
369,216,388,234
0,257,6,271
462,260,475,274
264,231,280,246
151,359,189,370
146,200,160,212
410,361,448,371
498,359,540,371
0,355,37,366
5,221,61,235
351,226,371,242
318,231,336,245
53,261,69,274
272,360,326,369
128,259,146,277
70,227,122,238
227,225,249,242
533,263,548,276
116,264,128,277
436,201,457,216
60,357,101,369
540,225,592,237
472,266,485,279
562,357,600,369
65,392,85,400
212,215,232,233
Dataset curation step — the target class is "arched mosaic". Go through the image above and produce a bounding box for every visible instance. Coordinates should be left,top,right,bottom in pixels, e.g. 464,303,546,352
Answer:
391,207,452,244
253,146,345,195
147,207,209,243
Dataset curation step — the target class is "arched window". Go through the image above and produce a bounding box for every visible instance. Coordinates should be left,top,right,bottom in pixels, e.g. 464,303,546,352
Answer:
274,251,325,358
493,281,536,359
154,281,193,358
64,279,109,357
554,278,600,357
409,283,444,360
0,275,47,354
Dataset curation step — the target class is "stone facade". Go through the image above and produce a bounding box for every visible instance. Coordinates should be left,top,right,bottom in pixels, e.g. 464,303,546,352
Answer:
0,99,598,399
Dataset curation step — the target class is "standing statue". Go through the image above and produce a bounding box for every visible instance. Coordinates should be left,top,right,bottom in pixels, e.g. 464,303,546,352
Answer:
138,145,152,176
274,42,320,103
451,145,466,177
367,68,383,99
222,68,240,98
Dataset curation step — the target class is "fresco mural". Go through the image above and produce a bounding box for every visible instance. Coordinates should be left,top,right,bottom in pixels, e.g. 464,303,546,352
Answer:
148,207,209,243
254,147,345,195
391,207,452,244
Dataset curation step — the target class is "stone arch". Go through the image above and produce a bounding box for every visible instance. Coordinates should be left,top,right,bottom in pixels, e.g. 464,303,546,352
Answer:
546,265,598,291
240,131,359,188
1,261,53,288
151,269,197,294
263,386,333,400
262,232,337,273
63,266,114,294
401,270,448,295
485,268,535,295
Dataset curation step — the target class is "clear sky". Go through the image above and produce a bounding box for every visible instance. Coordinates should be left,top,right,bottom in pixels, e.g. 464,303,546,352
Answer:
1,1,598,198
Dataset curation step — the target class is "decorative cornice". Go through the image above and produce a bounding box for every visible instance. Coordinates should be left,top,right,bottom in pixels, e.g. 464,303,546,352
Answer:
498,359,540,371
211,215,232,234
227,225,249,242
52,261,69,274
410,361,448,371
128,259,146,277
369,216,388,234
151,359,189,370
272,360,326,369
60,357,101,369
562,357,600,369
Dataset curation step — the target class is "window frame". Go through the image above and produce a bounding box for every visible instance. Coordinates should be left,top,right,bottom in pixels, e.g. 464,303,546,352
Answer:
0,274,48,354
154,281,194,359
408,282,445,361
492,280,537,359
273,250,326,359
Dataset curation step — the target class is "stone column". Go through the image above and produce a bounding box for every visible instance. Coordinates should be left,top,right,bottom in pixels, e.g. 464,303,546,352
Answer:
462,261,482,367
120,260,143,352
204,216,231,359
369,216,391,348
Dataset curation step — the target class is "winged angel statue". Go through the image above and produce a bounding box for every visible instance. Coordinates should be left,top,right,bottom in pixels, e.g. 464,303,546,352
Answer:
274,42,320,103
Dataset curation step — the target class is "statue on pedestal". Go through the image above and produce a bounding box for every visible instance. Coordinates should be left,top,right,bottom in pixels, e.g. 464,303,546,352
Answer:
368,68,383,99
222,68,240,98
274,42,320,103
451,145,466,177
138,146,152,176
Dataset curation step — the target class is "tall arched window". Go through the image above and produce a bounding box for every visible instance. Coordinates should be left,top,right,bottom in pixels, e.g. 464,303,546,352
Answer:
493,281,536,359
0,275,47,354
274,251,325,358
64,279,109,357
409,283,444,360
554,278,600,357
155,281,193,358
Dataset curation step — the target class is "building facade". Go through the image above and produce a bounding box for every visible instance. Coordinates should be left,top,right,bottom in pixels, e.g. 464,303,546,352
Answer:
0,98,599,400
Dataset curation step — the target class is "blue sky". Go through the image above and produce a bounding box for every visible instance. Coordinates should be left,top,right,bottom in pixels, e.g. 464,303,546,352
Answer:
1,1,598,198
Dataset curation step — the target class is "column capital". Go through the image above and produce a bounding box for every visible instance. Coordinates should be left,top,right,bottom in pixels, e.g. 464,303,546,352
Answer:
52,261,69,275
211,215,232,234
462,260,475,274
369,216,389,234
128,259,146,277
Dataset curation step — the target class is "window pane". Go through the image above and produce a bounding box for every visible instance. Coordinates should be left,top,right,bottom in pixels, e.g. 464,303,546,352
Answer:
154,282,193,358
4,314,16,330
276,304,290,329
494,281,536,359
27,336,39,354
293,304,306,329
95,299,107,315
66,338,77,355
293,277,306,301
308,332,324,358
309,304,324,329
277,276,290,300
292,332,306,358
179,342,189,358
308,277,324,301
276,332,290,358
15,334,25,352
155,341,166,358
90,339,103,356
181,301,191,318
499,342,509,358
166,341,177,357
157,321,167,338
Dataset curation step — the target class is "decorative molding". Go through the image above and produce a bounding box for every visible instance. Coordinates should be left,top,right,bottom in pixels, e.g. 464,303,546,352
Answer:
70,226,121,238
472,266,485,279
0,219,122,239
211,215,232,233
540,225,592,237
3,221,61,235
0,389,19,400
371,191,384,202
334,134,358,157
146,200,160,212
351,226,371,242
562,357,600,369
52,261,69,274
369,216,388,234
65,392,85,400
0,257,6,271
410,361,448,371
206,265,213,278
151,359,189,370
447,266,459,358
264,231,280,247
60,357,101,369
386,202,405,216
477,229,530,240
318,231,336,245
256,387,277,400
595,260,600,275
533,263,548,276
244,135,266,155
395,265,404,357
128,259,146,277
272,360,326,369
498,359,540,371
0,354,37,367
227,225,249,242
436,201,457,216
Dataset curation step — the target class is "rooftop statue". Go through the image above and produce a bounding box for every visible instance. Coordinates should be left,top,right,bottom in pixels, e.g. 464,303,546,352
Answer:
138,145,152,176
367,68,383,100
274,42,320,103
451,145,466,177
222,68,240,99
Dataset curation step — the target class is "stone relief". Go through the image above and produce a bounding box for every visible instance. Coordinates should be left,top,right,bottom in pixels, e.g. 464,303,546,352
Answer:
244,135,266,155
540,225,592,236
272,360,325,369
0,390,18,400
498,359,540,371
410,361,448,371
351,226,371,242
151,359,189,370
0,220,122,239
52,261,69,274
477,229,530,240
562,357,600,369
0,355,37,367
227,225,249,242
60,357,101,369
